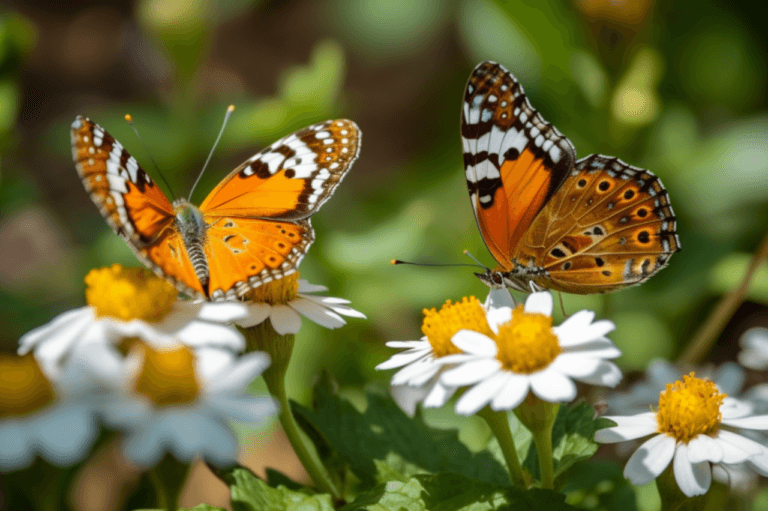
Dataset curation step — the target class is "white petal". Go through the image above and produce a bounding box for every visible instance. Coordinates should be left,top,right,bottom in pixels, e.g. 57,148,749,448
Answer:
289,298,346,329
385,340,429,350
297,280,328,293
573,361,623,388
490,373,529,410
18,307,92,354
236,302,271,328
205,395,278,423
604,412,659,428
391,357,439,386
721,414,768,430
595,425,658,443
484,288,514,310
175,321,245,351
524,291,553,316
423,381,458,408
720,398,754,420
712,431,753,464
390,384,431,416
687,435,723,463
529,367,577,402
486,307,513,333
673,443,711,497
550,354,601,378
455,372,510,415
409,364,441,386
713,362,746,396
376,350,430,371
714,430,764,458
441,359,501,386
269,305,302,335
0,420,32,470
451,331,498,356
563,338,622,359
556,316,615,347
746,450,768,475
624,434,676,485
205,351,271,393
32,404,98,466
194,301,249,322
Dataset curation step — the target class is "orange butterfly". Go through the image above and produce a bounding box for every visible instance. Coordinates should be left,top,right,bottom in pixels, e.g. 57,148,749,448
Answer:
462,62,680,294
71,116,360,300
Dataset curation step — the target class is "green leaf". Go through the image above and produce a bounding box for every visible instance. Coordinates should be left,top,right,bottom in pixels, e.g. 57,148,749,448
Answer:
561,461,638,511
227,467,334,511
342,472,579,511
265,468,306,491
291,374,509,490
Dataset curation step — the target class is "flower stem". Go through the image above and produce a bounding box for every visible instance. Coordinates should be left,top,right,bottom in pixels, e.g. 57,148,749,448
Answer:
515,396,558,490
478,407,527,488
241,323,341,501
678,229,768,365
148,455,189,511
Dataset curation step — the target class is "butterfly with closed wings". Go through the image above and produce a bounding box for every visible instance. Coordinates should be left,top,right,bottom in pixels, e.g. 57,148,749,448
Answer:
462,61,680,294
71,115,360,301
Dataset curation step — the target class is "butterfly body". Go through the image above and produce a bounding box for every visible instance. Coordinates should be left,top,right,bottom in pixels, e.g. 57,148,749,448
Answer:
463,62,679,294
71,115,359,301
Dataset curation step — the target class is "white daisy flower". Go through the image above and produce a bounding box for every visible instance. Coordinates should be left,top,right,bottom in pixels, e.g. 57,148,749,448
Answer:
235,275,366,335
738,327,768,370
606,360,746,415
595,373,768,497
18,265,248,380
440,291,622,415
0,353,100,471
79,342,277,468
377,290,514,416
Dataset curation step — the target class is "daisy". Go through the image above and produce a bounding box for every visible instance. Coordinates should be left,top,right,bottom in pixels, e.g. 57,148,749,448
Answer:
18,265,248,380
0,353,100,471
79,341,277,468
376,292,505,414
738,327,768,370
439,291,622,415
235,274,366,335
595,373,768,497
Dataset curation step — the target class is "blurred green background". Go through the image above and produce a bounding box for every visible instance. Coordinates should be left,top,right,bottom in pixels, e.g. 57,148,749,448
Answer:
0,0,767,505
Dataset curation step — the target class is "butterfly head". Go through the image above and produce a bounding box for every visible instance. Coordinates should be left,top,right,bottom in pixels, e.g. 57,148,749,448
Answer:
474,269,528,292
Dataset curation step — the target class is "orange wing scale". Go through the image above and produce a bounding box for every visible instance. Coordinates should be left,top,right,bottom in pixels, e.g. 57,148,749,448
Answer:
200,169,306,218
142,229,206,296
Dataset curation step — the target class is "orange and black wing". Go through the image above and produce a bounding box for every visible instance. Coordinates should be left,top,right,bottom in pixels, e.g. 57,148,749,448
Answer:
461,62,577,270
199,119,361,220
70,116,204,297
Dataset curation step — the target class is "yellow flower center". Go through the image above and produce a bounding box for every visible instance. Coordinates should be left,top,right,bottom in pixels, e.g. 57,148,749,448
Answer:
656,373,725,443
133,344,200,407
0,354,56,417
244,273,299,305
85,265,177,322
495,305,562,373
421,296,493,358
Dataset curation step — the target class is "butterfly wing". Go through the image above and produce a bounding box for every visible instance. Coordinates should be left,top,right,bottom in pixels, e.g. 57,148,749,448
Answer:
462,61,577,271
199,119,361,220
514,155,681,293
197,119,360,300
70,116,204,297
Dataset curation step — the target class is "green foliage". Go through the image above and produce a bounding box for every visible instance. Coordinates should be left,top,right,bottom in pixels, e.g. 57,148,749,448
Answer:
562,461,638,511
291,373,510,490
180,505,227,511
226,466,335,511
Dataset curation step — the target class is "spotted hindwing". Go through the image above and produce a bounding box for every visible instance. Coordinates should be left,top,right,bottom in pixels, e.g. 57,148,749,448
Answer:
461,61,577,270
514,155,681,293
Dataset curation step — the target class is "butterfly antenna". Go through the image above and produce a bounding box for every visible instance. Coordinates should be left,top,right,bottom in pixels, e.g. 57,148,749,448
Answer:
462,250,491,271
125,114,177,201
188,104,235,202
557,292,569,318
390,259,485,270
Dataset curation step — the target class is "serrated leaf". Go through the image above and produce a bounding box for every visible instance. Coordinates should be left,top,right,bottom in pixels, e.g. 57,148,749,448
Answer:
227,467,334,511
342,472,579,511
562,461,638,511
291,375,509,490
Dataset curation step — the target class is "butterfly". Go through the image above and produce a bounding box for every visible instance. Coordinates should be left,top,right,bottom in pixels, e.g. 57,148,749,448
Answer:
71,116,360,301
462,61,679,294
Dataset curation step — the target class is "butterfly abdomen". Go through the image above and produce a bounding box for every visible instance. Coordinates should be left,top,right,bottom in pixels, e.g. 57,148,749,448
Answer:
173,200,210,294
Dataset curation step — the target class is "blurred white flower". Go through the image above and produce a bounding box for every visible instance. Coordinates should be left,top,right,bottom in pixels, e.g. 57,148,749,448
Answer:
80,343,276,468
596,373,768,497
18,265,248,380
738,327,768,370
236,277,365,335
0,353,100,471
440,291,622,415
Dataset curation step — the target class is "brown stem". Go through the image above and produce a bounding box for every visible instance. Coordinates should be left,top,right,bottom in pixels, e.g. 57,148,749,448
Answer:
677,231,768,365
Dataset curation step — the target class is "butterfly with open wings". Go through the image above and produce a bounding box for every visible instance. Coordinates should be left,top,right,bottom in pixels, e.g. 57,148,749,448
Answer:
462,61,679,294
71,116,360,301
